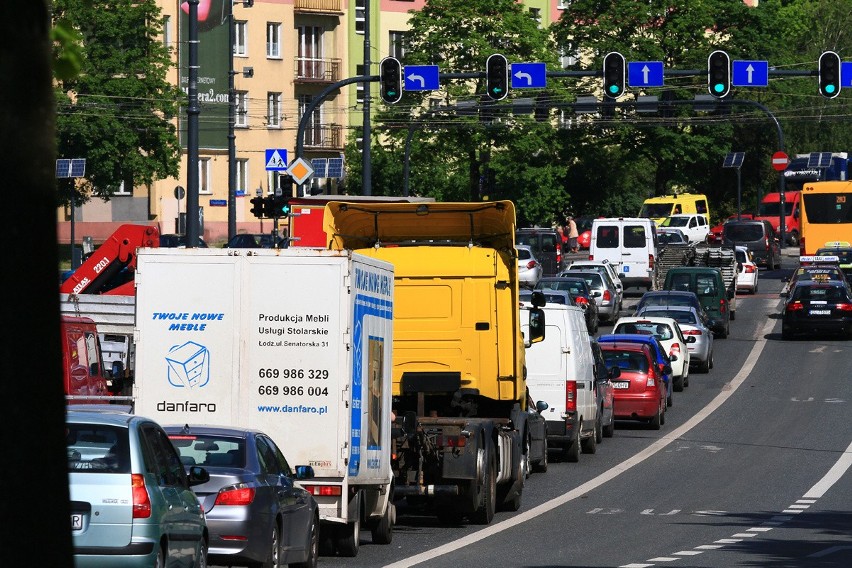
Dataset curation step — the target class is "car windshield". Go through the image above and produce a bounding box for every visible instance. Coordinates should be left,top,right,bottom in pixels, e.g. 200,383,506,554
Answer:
662,217,689,228
168,434,246,468
659,232,685,245
725,224,764,241
67,424,130,473
757,202,794,216
640,203,674,217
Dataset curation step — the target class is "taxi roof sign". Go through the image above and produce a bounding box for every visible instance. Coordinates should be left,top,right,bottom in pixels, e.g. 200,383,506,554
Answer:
821,241,852,248
799,255,840,263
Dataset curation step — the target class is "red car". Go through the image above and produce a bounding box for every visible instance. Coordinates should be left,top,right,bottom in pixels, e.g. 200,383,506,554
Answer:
598,341,669,429
707,213,754,244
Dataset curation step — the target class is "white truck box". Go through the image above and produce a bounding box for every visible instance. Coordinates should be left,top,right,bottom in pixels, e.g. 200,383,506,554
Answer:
133,247,395,553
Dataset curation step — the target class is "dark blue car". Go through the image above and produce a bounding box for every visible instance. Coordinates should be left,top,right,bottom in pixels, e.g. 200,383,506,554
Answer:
597,333,675,407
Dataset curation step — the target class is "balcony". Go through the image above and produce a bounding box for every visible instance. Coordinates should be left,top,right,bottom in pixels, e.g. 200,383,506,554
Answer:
295,58,342,84
294,0,343,15
303,124,343,150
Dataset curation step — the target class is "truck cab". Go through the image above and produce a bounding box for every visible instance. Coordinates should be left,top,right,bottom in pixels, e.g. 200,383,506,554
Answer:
61,316,111,401
756,191,801,246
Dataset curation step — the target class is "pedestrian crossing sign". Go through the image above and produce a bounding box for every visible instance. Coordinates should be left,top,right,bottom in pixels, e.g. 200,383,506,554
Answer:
265,149,288,171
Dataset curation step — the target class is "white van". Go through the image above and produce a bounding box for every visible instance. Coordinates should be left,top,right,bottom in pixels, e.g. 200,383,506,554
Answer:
520,303,599,462
590,217,658,290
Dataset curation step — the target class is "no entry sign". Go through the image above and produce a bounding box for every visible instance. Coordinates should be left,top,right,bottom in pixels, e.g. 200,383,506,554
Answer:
772,151,789,171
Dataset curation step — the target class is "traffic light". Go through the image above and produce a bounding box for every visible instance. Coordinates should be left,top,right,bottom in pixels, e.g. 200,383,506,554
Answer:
486,54,509,101
379,57,402,104
818,51,841,99
250,195,265,218
707,50,731,98
602,52,626,99
268,195,291,218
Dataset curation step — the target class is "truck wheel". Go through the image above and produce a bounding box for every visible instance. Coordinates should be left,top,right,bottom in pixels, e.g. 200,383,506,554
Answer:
334,517,360,557
565,425,581,463
470,440,496,525
370,500,394,545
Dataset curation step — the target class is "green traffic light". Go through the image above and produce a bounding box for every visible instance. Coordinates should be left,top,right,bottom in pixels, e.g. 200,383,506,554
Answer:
608,85,619,95
825,84,836,94
713,83,725,94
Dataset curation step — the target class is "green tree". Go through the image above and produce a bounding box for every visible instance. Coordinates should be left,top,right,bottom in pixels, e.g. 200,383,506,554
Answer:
52,0,181,207
346,0,574,225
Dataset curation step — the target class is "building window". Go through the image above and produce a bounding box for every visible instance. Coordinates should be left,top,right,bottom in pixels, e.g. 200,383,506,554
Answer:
356,64,365,104
162,15,172,50
557,0,571,9
236,159,249,193
389,31,407,60
235,91,248,127
234,21,248,56
298,26,324,79
299,94,323,146
529,8,542,28
267,92,282,128
267,22,281,58
199,158,212,194
355,0,365,34
112,181,130,195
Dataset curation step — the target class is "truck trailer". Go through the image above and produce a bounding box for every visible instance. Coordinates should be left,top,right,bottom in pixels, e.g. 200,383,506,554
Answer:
132,247,396,557
322,200,545,525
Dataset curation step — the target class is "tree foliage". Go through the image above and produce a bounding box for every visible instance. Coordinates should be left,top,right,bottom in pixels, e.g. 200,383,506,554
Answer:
52,0,181,207
349,0,852,226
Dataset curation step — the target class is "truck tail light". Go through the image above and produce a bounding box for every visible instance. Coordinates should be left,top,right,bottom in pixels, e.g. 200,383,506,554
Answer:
131,474,152,519
589,253,594,261
566,380,577,413
649,254,655,269
302,484,343,497
786,302,804,311
215,484,256,506
436,435,467,448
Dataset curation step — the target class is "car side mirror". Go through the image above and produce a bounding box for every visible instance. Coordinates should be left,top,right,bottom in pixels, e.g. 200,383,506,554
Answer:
608,366,621,379
670,354,678,362
662,364,673,376
535,400,549,413
685,336,696,344
294,465,315,480
187,466,210,487
591,290,602,298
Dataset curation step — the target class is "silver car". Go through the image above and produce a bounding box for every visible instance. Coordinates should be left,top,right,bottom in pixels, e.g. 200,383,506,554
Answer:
636,305,714,373
561,260,624,308
67,407,210,568
560,269,622,322
165,425,319,568
517,245,543,289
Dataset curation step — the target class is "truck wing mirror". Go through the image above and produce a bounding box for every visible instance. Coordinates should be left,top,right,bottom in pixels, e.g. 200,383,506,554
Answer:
526,307,546,346
294,465,315,480
529,290,547,308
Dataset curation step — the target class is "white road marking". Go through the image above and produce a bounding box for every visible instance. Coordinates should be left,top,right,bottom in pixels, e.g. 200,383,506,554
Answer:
747,527,773,532
672,550,703,556
715,539,743,544
796,499,817,504
803,438,852,499
695,545,724,550
787,504,809,509
782,509,804,514
648,557,680,562
732,533,759,538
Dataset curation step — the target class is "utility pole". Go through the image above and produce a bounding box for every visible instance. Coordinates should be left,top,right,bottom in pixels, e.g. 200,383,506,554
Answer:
185,0,200,247
362,0,372,195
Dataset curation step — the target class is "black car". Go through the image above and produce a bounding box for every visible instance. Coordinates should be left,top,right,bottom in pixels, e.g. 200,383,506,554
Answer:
535,276,600,333
224,233,287,248
782,279,852,340
722,219,781,270
516,228,562,276
159,233,208,248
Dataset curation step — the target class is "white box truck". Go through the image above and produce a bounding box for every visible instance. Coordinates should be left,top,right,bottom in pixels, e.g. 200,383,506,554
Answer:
133,247,396,556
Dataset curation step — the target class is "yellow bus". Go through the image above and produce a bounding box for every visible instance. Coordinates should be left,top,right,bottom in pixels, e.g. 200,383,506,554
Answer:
799,180,852,255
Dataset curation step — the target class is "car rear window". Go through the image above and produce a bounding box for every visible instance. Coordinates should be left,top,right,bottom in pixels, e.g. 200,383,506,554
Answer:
517,248,532,260
67,424,130,473
792,285,847,302
725,223,764,241
641,309,697,325
616,322,673,340
169,434,245,468
602,350,649,373
538,279,586,296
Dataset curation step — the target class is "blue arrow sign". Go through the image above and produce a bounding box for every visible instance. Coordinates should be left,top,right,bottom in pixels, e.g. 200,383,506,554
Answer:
404,65,440,91
510,62,547,89
627,61,664,87
732,60,768,87
843,62,852,89
265,149,288,171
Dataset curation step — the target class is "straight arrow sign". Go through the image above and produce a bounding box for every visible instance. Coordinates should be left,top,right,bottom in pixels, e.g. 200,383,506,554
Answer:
732,60,768,87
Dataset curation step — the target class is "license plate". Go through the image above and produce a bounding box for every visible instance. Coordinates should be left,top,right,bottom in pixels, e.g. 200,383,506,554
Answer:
809,310,831,315
612,381,630,389
71,514,83,531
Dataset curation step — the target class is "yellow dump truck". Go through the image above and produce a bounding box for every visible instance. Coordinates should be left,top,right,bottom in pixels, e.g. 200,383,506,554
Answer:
323,200,545,525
